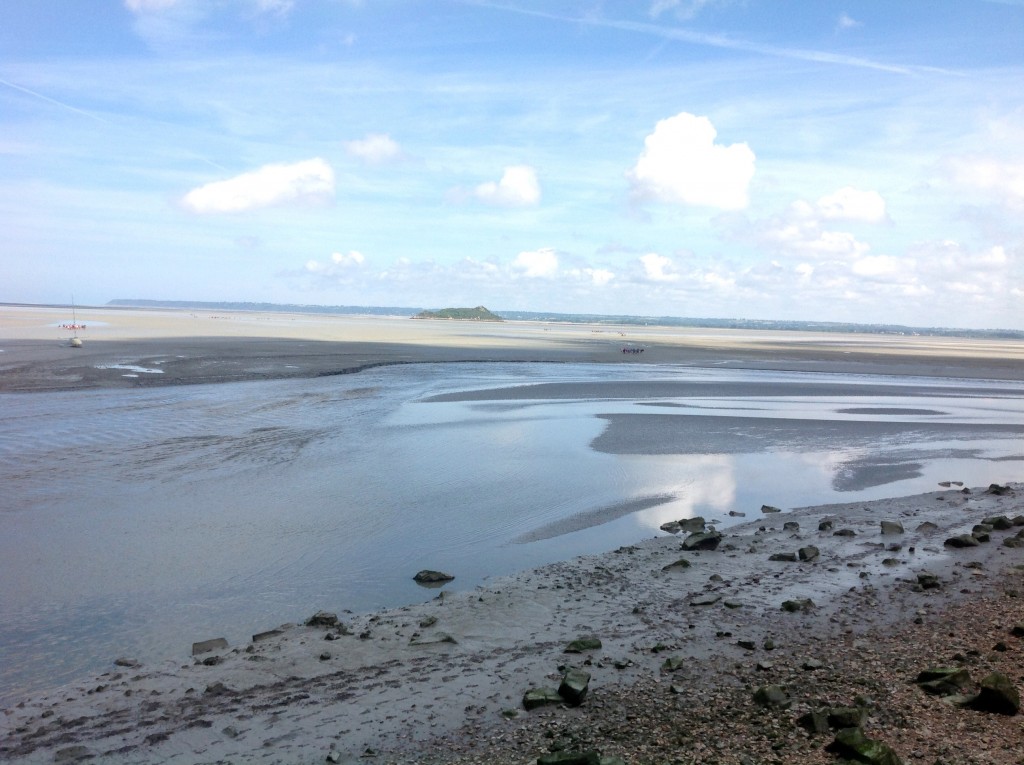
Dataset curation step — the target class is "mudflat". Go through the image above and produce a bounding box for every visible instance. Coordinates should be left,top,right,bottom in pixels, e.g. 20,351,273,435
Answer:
3,305,1024,764
2,304,1024,392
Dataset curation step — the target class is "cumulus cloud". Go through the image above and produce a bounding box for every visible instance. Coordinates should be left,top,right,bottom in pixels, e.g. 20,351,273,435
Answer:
305,250,366,281
344,133,402,164
512,247,558,277
945,156,1024,209
815,187,888,223
474,166,541,207
181,158,334,214
639,253,680,282
628,112,755,210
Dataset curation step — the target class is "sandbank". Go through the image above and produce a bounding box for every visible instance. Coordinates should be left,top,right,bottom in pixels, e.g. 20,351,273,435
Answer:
3,304,1024,393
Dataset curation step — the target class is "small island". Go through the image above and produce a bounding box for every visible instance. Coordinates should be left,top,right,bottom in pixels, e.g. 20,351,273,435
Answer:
412,305,504,321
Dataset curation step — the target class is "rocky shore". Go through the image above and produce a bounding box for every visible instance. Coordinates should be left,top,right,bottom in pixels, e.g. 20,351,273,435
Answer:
3,483,1023,764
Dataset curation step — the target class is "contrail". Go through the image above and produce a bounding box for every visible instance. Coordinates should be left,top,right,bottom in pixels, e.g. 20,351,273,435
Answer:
460,1,961,76
0,77,113,123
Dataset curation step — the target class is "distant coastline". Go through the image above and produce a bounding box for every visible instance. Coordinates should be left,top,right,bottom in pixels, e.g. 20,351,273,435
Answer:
94,299,1024,340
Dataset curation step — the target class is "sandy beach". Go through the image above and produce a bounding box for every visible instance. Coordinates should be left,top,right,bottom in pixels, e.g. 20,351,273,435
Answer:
3,305,1024,764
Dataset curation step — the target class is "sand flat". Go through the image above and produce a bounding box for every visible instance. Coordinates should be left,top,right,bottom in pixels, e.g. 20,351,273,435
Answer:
3,304,1024,393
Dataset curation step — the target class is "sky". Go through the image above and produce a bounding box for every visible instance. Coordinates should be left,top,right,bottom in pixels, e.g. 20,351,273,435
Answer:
2,1,1024,329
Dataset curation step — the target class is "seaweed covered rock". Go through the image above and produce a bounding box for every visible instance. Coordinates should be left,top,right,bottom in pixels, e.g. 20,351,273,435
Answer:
826,727,903,765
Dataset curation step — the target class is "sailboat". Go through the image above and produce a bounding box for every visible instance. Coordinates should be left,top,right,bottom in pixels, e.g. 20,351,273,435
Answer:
61,297,85,347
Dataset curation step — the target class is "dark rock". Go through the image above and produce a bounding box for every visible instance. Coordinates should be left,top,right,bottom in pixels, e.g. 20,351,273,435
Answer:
916,521,939,533
564,637,602,653
201,655,222,666
983,514,1014,530
826,727,903,765
1003,537,1024,549
536,752,601,765
679,516,706,532
659,521,682,534
304,611,339,628
944,534,980,548
781,598,815,612
799,545,820,562
319,652,331,661
828,706,867,729
557,668,591,706
761,504,782,514
802,658,825,670
880,520,904,534
253,628,285,643
689,593,721,606
409,632,457,646
915,667,972,696
661,557,692,571
737,639,757,650
917,572,941,590
972,529,991,543
987,483,1013,495
661,656,685,672
797,708,830,734
752,684,790,708
783,521,800,532
413,570,455,584
681,530,722,551
204,681,235,697
191,637,228,656
114,657,141,668
834,528,856,537
818,519,834,531
769,552,798,562
971,672,1020,715
522,687,563,710
1010,624,1024,637
729,510,747,517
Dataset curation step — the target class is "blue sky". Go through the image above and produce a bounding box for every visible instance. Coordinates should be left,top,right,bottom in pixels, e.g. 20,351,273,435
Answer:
2,1,1023,328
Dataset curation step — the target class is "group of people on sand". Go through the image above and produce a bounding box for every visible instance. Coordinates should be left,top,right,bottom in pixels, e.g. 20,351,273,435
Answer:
621,347,644,354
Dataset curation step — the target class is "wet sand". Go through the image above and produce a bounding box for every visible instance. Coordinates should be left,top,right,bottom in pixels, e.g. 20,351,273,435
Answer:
2,484,1023,764
3,305,1024,763
3,304,1024,393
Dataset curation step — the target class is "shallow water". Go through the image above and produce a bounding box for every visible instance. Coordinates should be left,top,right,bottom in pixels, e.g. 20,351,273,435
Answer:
1,362,1022,703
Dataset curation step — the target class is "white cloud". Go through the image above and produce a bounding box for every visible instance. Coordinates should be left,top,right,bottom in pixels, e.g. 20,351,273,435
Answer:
850,254,916,282
639,253,680,282
628,112,755,210
837,13,862,30
512,248,558,277
344,133,402,164
305,250,366,281
181,158,334,214
815,187,888,223
475,166,541,207
945,156,1024,209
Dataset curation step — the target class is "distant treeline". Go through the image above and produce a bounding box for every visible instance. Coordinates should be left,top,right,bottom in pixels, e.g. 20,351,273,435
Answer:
106,299,1024,340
